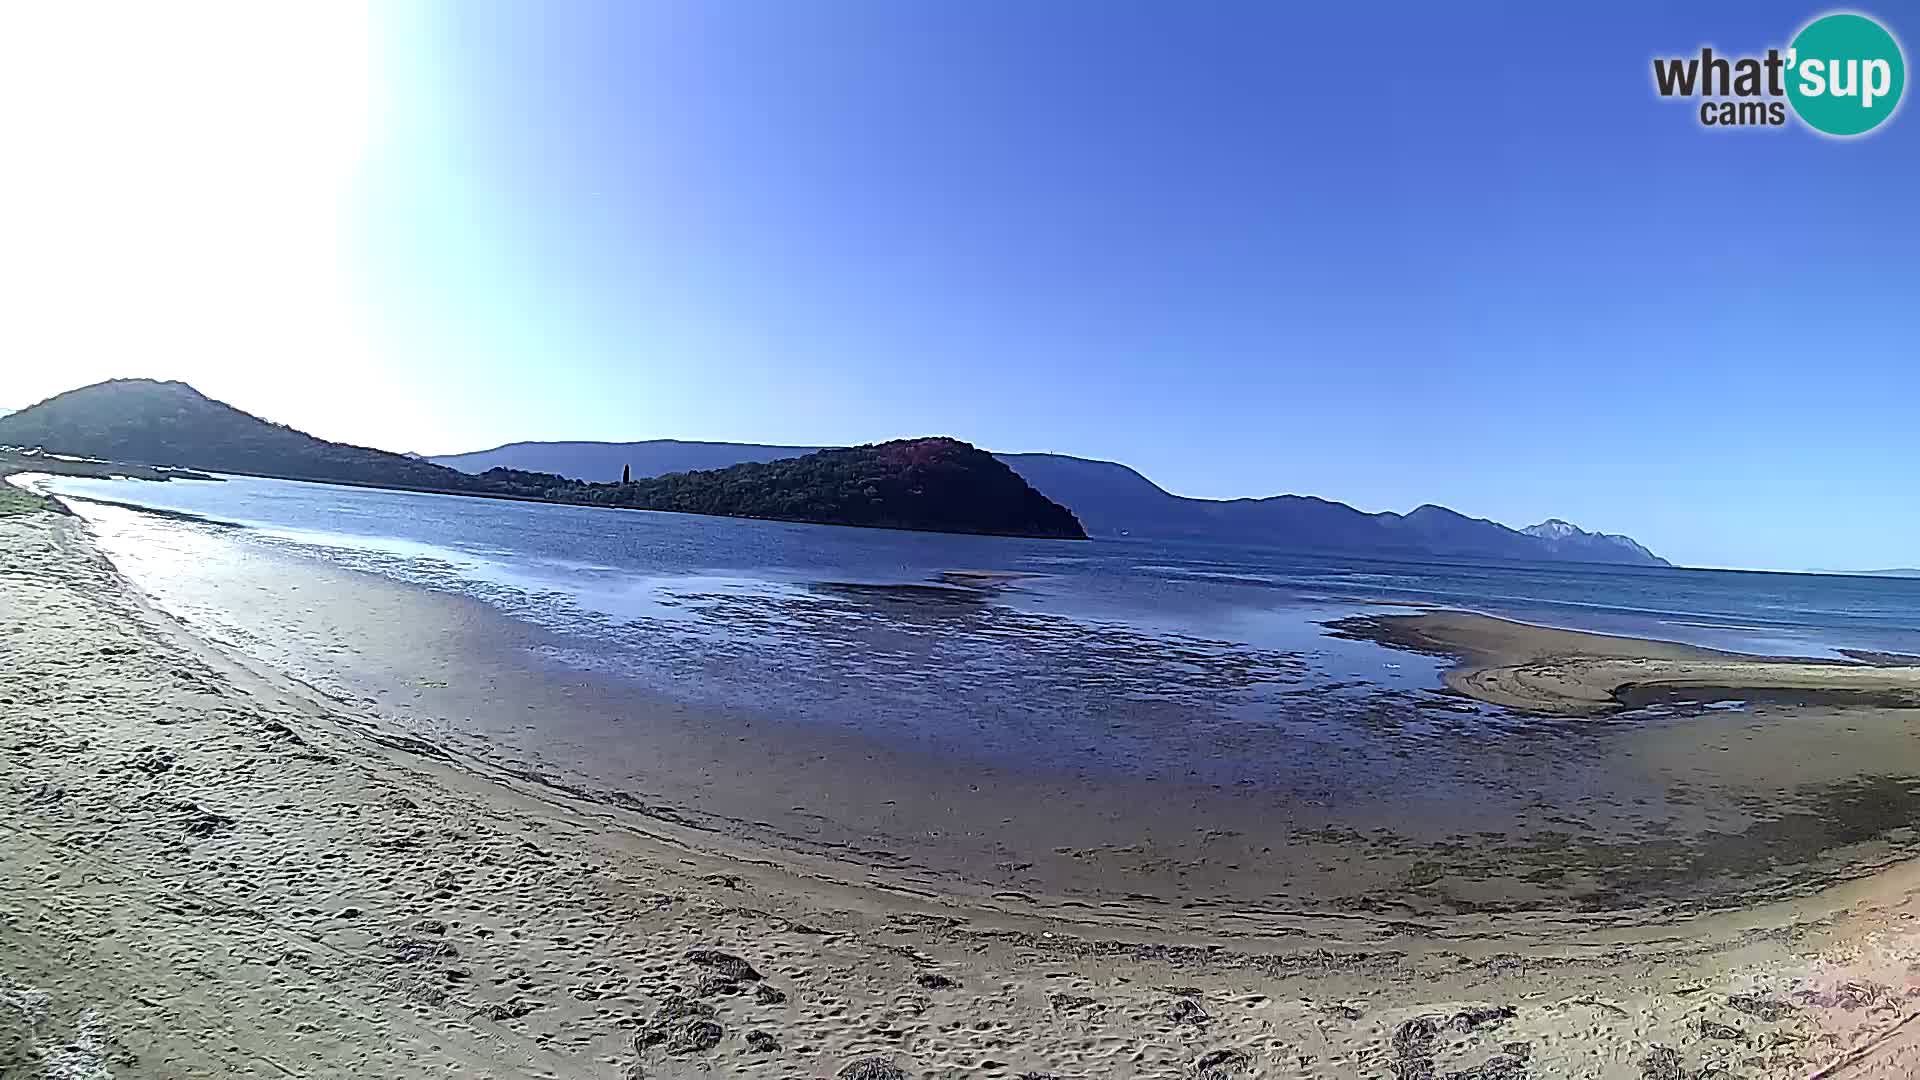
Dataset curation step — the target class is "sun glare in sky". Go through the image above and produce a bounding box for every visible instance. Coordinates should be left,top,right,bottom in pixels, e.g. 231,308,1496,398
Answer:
1,3,392,437
2,6,1916,569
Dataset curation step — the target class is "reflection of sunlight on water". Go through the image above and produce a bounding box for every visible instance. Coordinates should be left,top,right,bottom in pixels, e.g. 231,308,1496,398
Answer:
255,525,494,565
47,472,1920,661
58,471,1920,881
81,504,231,586
1184,571,1285,584
567,574,812,624
74,494,1469,784
522,574,1501,790
62,486,1621,809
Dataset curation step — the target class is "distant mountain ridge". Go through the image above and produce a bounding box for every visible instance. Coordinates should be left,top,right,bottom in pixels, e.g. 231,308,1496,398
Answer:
0,380,1664,561
1523,518,1663,565
433,441,1670,566
0,380,1083,539
998,453,1667,565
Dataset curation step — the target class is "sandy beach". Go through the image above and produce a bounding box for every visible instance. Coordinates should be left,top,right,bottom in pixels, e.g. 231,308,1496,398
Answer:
8,507,1920,1077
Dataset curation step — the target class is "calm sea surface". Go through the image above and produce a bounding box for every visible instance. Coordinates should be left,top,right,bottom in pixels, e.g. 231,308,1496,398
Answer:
41,473,1920,661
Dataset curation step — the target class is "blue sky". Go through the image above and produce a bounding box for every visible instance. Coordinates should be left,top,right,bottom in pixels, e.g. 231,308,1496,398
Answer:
5,2,1915,570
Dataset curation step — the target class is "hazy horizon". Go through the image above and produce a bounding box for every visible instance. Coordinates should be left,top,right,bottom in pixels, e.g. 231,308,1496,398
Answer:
3,2,1915,572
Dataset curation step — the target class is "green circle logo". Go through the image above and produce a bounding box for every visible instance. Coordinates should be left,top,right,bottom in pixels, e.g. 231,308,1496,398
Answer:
1787,13,1906,136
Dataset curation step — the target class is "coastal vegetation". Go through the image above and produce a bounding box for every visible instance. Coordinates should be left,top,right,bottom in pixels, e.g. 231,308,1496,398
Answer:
478,438,1084,538
0,483,51,517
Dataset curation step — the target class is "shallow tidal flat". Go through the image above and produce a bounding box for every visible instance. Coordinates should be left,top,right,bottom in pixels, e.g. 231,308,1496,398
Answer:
40,497,1920,934
1329,611,1920,916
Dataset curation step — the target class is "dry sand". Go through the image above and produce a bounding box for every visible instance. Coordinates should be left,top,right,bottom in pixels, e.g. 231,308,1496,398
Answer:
8,510,1920,1077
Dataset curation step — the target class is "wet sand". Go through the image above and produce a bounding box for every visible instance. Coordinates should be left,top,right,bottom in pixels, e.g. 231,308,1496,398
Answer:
9,507,1920,1075
1330,611,1920,716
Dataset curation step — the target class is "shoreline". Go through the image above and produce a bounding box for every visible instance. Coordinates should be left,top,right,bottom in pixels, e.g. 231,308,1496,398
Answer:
1329,610,1920,717
8,510,1920,1074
